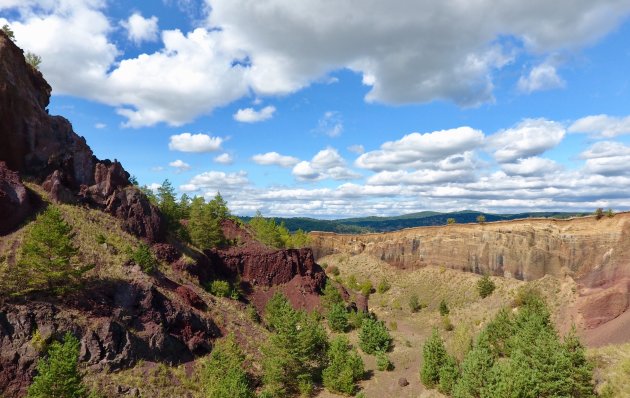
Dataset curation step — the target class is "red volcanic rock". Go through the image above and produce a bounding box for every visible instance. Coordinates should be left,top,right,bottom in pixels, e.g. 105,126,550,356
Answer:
105,187,164,243
0,280,219,397
0,162,32,234
152,243,181,263
579,280,630,329
0,30,163,243
175,285,206,310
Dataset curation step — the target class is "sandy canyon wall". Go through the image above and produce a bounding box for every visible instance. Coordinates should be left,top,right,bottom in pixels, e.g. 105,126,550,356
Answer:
310,213,630,329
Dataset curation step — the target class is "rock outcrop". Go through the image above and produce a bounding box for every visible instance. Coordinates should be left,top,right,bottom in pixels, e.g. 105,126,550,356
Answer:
0,30,163,242
310,214,630,336
0,162,33,234
0,279,219,397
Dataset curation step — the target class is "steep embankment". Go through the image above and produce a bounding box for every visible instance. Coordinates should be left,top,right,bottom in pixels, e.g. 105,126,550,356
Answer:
310,214,630,342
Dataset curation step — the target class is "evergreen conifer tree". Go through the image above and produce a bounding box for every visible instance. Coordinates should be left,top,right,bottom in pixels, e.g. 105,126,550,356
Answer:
17,207,88,294
201,334,253,398
420,329,448,388
322,336,365,395
27,332,88,398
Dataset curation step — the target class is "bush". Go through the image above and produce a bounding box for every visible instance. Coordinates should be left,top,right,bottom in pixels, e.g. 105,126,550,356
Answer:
347,274,359,290
595,207,604,220
442,315,454,331
376,350,393,371
208,280,231,297
476,215,486,224
27,332,88,398
439,299,450,316
606,208,615,218
358,317,392,354
322,281,344,312
25,52,42,69
327,303,349,332
2,24,15,41
359,280,373,296
447,218,456,225
95,233,107,245
132,244,157,274
347,309,367,330
477,274,496,298
409,294,422,312
322,336,364,395
376,278,391,294
327,265,340,276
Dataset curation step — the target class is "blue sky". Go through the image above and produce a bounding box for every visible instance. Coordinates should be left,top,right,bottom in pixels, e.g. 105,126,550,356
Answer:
2,0,630,217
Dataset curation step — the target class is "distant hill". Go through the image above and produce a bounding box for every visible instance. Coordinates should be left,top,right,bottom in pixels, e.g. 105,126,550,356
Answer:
239,211,591,233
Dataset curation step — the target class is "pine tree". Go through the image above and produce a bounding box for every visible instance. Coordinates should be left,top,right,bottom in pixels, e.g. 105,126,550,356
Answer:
358,317,392,354
207,192,230,220
561,327,596,397
262,293,328,396
321,281,344,312
322,336,365,395
27,332,88,398
249,211,283,248
17,207,88,294
327,302,349,332
157,179,180,232
188,197,224,250
200,334,254,398
438,354,459,395
2,24,15,41
453,331,495,398
477,274,496,298
420,329,448,388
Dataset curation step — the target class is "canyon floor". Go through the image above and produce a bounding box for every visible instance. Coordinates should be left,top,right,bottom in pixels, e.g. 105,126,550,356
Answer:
313,252,630,398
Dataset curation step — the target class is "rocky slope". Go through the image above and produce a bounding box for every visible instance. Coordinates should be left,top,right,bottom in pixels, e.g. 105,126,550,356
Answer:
0,30,328,397
310,213,630,337
0,30,162,242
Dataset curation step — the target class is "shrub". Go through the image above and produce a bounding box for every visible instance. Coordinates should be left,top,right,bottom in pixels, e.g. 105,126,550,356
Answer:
376,350,393,371
322,336,364,395
25,51,42,69
132,244,157,274
27,332,88,398
327,303,349,332
595,207,604,220
347,309,367,330
359,280,373,296
606,208,615,218
347,274,359,290
442,315,454,331
447,218,456,225
358,317,392,354
95,233,107,245
246,304,260,323
439,299,450,316
376,278,391,294
208,280,231,298
321,262,328,269
409,294,422,312
477,274,496,298
476,215,486,224
327,265,340,276
2,24,15,41
322,281,344,312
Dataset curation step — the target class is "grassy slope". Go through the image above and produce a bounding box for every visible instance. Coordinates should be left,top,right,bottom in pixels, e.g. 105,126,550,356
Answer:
315,252,621,398
0,188,269,398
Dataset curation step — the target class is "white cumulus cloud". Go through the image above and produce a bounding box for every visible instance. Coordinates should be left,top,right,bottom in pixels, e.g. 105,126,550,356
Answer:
487,119,565,163
168,133,223,153
292,148,360,181
252,152,299,168
168,159,191,173
569,114,630,138
233,105,276,122
517,62,565,93
214,153,233,164
122,12,159,45
356,127,485,171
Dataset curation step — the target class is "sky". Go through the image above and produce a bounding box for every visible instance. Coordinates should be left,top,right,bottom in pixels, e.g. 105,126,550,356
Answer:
2,0,630,218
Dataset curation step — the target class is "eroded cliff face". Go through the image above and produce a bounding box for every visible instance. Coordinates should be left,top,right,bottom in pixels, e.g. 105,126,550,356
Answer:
310,213,630,330
0,31,163,242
